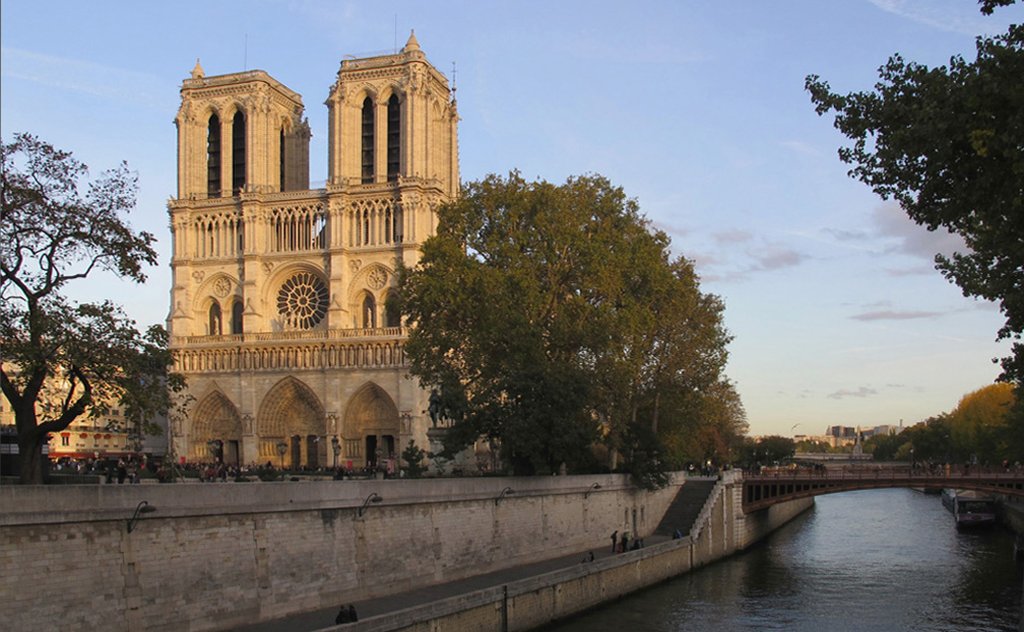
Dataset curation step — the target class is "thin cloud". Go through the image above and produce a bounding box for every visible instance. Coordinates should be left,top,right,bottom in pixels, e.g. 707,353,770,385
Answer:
1,47,166,109
828,386,878,400
868,0,1000,36
712,229,753,245
749,247,806,271
780,140,821,157
871,202,965,260
822,202,966,261
850,309,943,321
883,265,936,277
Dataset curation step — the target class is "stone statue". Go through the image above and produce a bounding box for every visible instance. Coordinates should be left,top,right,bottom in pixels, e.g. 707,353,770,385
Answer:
428,389,442,427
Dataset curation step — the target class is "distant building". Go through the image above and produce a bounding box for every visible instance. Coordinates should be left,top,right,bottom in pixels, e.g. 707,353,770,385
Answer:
0,367,167,462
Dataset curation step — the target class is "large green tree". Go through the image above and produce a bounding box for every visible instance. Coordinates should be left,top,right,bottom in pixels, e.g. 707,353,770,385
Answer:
806,1,1023,384
1,134,181,483
400,172,736,482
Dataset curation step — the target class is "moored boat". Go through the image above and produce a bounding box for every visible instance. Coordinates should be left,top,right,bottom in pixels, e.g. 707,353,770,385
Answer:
941,488,996,528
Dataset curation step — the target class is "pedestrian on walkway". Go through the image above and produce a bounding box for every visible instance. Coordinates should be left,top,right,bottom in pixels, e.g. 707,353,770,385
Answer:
335,606,349,624
620,531,629,553
610,530,618,553
347,605,358,622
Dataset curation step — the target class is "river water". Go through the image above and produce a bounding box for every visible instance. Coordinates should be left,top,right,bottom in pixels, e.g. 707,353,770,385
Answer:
548,488,1023,632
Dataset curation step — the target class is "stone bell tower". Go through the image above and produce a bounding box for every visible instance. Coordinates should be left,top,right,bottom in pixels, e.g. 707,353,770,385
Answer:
167,33,459,471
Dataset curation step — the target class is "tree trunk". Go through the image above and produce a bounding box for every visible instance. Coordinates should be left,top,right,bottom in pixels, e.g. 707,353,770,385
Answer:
18,429,45,485
651,391,660,434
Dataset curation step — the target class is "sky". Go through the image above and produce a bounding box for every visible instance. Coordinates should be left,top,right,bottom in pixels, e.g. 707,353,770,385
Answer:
2,0,1020,439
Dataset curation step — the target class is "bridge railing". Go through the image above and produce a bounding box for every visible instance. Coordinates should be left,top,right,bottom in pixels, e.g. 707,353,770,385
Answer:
742,464,1024,482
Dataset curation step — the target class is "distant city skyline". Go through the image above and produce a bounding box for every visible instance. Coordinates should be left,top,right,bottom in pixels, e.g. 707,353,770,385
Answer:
2,0,1019,437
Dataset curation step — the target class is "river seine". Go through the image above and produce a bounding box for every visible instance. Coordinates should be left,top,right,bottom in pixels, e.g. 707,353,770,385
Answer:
549,488,1022,631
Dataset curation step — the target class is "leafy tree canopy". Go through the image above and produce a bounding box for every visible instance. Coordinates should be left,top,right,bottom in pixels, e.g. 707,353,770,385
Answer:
399,172,739,483
806,0,1024,383
0,133,181,483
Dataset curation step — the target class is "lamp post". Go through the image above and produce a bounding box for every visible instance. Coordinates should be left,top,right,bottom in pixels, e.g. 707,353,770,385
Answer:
331,436,341,470
275,441,288,472
495,486,515,506
358,492,383,517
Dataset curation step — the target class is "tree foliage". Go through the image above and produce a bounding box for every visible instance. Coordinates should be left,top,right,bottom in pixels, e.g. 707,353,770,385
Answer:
739,435,796,467
399,172,738,483
0,133,181,483
806,2,1024,384
947,382,1015,461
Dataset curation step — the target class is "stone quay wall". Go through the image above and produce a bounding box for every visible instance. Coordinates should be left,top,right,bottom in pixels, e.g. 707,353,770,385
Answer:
311,471,813,631
0,474,680,632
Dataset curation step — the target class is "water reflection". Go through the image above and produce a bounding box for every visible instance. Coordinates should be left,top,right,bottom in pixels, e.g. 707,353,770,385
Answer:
546,489,1021,632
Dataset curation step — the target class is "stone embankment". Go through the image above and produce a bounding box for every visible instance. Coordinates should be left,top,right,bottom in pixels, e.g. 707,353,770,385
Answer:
0,471,812,632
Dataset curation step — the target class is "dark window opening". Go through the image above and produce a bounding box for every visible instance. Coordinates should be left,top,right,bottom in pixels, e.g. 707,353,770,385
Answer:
384,293,401,328
232,111,246,195
361,97,374,184
231,300,244,334
207,114,221,197
387,94,400,182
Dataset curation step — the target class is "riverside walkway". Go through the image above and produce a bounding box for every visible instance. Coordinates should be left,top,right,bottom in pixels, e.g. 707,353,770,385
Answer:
231,535,670,632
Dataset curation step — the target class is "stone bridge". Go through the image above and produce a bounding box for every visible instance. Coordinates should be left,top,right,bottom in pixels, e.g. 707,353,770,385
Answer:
742,467,1024,513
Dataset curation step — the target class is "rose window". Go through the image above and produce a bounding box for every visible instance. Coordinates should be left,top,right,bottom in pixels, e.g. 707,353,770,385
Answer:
277,272,328,329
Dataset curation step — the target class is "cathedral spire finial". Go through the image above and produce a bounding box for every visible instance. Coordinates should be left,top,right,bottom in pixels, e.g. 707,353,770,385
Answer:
403,30,420,52
191,58,205,79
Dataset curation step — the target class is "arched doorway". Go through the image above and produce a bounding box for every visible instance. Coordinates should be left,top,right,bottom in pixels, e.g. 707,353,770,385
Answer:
342,383,400,471
257,377,326,468
190,391,243,464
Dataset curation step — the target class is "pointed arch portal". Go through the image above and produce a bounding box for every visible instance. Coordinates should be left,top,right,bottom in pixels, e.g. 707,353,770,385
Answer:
190,391,242,464
342,383,400,468
257,377,326,468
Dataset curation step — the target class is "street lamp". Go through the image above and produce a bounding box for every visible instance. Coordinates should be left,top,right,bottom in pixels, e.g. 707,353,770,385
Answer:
331,436,341,470
584,482,602,499
126,500,156,533
275,441,288,471
495,486,515,506
358,492,383,517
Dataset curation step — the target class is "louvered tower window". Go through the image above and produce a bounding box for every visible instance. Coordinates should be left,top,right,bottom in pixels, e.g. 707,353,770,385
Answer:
207,114,221,198
361,97,374,184
232,112,246,195
279,128,286,192
387,94,400,182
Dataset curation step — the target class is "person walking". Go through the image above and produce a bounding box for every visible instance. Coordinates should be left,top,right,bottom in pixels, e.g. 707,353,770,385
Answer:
610,530,618,553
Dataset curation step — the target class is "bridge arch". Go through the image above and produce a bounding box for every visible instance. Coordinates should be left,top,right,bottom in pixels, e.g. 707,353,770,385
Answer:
742,470,1024,513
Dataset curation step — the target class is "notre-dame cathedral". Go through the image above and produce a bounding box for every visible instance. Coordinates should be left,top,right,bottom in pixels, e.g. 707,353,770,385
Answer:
167,33,458,469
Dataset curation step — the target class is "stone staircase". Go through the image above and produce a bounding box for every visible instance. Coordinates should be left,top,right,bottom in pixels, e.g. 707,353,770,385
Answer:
653,478,718,538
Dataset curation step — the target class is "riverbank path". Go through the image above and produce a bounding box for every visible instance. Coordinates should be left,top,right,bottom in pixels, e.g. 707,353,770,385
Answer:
231,533,672,632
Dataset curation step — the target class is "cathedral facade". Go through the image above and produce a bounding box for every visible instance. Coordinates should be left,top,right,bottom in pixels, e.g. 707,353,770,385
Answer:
167,33,458,469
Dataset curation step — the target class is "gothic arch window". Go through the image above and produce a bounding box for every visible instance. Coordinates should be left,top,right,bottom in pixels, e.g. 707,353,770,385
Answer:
231,300,244,334
277,271,328,330
361,97,374,184
384,292,401,328
232,111,246,195
361,293,377,329
208,302,222,335
207,114,221,197
387,94,400,182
